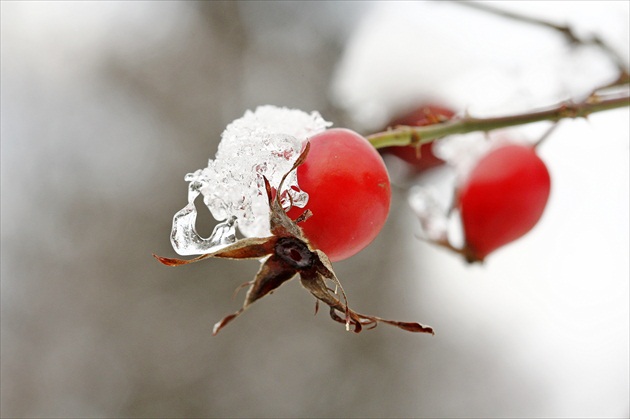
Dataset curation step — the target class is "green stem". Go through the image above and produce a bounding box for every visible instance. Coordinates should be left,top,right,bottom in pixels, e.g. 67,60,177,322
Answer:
367,93,630,149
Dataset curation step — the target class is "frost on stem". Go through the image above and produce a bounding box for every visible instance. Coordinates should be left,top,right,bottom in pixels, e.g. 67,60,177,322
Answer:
171,106,331,256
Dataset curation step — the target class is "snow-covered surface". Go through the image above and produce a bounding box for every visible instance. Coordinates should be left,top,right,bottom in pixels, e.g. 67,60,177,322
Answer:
170,106,330,255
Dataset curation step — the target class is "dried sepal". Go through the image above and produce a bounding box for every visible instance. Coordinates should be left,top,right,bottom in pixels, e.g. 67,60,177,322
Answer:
212,310,243,335
156,141,434,336
212,253,298,336
294,209,313,224
153,236,276,266
244,254,297,307
299,261,434,335
265,142,312,240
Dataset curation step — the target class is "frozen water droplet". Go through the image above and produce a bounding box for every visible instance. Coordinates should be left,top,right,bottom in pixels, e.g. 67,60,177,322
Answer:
170,105,331,255
170,192,239,255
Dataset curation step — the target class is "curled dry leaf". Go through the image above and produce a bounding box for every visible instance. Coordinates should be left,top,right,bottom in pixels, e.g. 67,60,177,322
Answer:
154,142,434,336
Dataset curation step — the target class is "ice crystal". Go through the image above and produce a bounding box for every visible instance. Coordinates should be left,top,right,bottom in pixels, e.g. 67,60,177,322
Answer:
171,106,331,256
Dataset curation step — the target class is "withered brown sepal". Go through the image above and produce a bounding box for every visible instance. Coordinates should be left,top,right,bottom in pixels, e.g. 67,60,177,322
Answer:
154,143,434,336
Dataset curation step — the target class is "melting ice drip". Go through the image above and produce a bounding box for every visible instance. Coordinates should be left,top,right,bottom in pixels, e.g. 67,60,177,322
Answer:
171,106,332,256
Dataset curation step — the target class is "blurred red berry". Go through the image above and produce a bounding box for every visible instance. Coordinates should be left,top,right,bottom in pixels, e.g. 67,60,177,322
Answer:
457,144,551,262
381,104,455,172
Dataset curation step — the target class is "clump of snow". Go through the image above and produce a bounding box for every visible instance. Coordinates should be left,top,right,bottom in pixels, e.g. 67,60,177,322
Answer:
171,105,331,256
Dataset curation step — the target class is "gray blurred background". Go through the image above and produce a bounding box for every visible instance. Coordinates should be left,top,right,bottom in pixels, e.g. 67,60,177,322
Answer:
2,2,628,418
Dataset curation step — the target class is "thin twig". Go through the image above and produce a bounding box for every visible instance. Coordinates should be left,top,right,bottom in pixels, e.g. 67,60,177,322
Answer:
457,1,579,41
533,121,561,149
367,93,629,149
456,1,629,74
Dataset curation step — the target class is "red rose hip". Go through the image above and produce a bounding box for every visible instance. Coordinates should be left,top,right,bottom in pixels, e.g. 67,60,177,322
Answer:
287,128,391,262
458,144,551,262
382,104,455,172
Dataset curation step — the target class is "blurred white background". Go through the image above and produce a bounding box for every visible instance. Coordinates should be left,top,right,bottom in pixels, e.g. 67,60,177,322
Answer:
2,1,628,418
